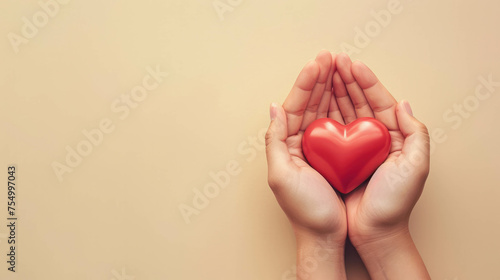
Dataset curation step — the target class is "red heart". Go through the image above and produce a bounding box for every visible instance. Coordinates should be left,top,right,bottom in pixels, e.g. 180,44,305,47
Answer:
302,117,391,194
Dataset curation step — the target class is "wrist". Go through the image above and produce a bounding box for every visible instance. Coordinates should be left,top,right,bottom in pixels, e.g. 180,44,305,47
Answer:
349,221,410,250
293,223,347,256
294,228,347,280
351,226,430,280
352,225,412,258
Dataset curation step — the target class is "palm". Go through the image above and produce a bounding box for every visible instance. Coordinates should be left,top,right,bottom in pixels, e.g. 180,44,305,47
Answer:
345,132,405,228
285,132,346,232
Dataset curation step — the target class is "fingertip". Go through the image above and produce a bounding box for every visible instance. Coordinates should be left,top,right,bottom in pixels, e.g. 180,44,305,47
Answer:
292,60,320,93
336,53,354,83
351,62,377,89
351,60,365,73
303,60,320,79
338,52,350,60
396,100,413,117
396,100,430,162
402,100,413,116
336,53,348,67
397,99,428,138
304,59,319,69
337,52,352,66
272,103,287,125
396,100,406,116
316,49,332,61
315,50,333,80
270,102,278,121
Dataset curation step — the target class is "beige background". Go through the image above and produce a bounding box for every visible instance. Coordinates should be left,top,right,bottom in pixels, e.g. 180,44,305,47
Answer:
1,0,499,279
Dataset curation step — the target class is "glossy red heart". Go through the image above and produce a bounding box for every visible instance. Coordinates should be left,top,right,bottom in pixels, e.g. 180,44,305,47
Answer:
302,117,391,194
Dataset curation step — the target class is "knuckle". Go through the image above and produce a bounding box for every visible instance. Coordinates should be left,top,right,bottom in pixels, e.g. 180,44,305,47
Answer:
417,122,429,135
306,102,320,112
265,127,274,147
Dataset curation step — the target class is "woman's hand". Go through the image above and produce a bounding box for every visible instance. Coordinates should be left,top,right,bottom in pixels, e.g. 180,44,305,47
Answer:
333,53,431,279
265,50,347,279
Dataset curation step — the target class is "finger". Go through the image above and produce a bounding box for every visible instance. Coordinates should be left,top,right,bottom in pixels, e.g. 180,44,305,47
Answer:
283,60,320,136
316,53,346,124
316,85,332,119
333,71,357,124
351,61,398,130
317,53,335,119
395,100,430,176
328,93,345,124
300,50,333,130
265,103,292,182
336,53,374,118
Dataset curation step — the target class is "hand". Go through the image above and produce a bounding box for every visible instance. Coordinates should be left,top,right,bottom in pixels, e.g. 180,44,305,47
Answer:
265,50,347,279
332,53,430,279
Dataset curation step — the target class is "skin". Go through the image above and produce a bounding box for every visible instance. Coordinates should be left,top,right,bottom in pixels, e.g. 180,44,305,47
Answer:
265,51,431,280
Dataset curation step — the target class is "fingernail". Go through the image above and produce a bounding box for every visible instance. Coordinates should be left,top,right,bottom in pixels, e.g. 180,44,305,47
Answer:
270,103,278,121
403,100,413,116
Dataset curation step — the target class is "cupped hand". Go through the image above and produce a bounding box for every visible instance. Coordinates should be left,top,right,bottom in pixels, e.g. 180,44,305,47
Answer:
265,50,346,239
331,53,431,246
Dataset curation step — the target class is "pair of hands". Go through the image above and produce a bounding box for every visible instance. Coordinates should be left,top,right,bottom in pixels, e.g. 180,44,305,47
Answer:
265,51,431,279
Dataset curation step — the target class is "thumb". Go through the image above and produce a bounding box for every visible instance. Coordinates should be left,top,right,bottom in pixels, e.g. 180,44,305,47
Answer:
265,103,291,181
396,100,430,172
